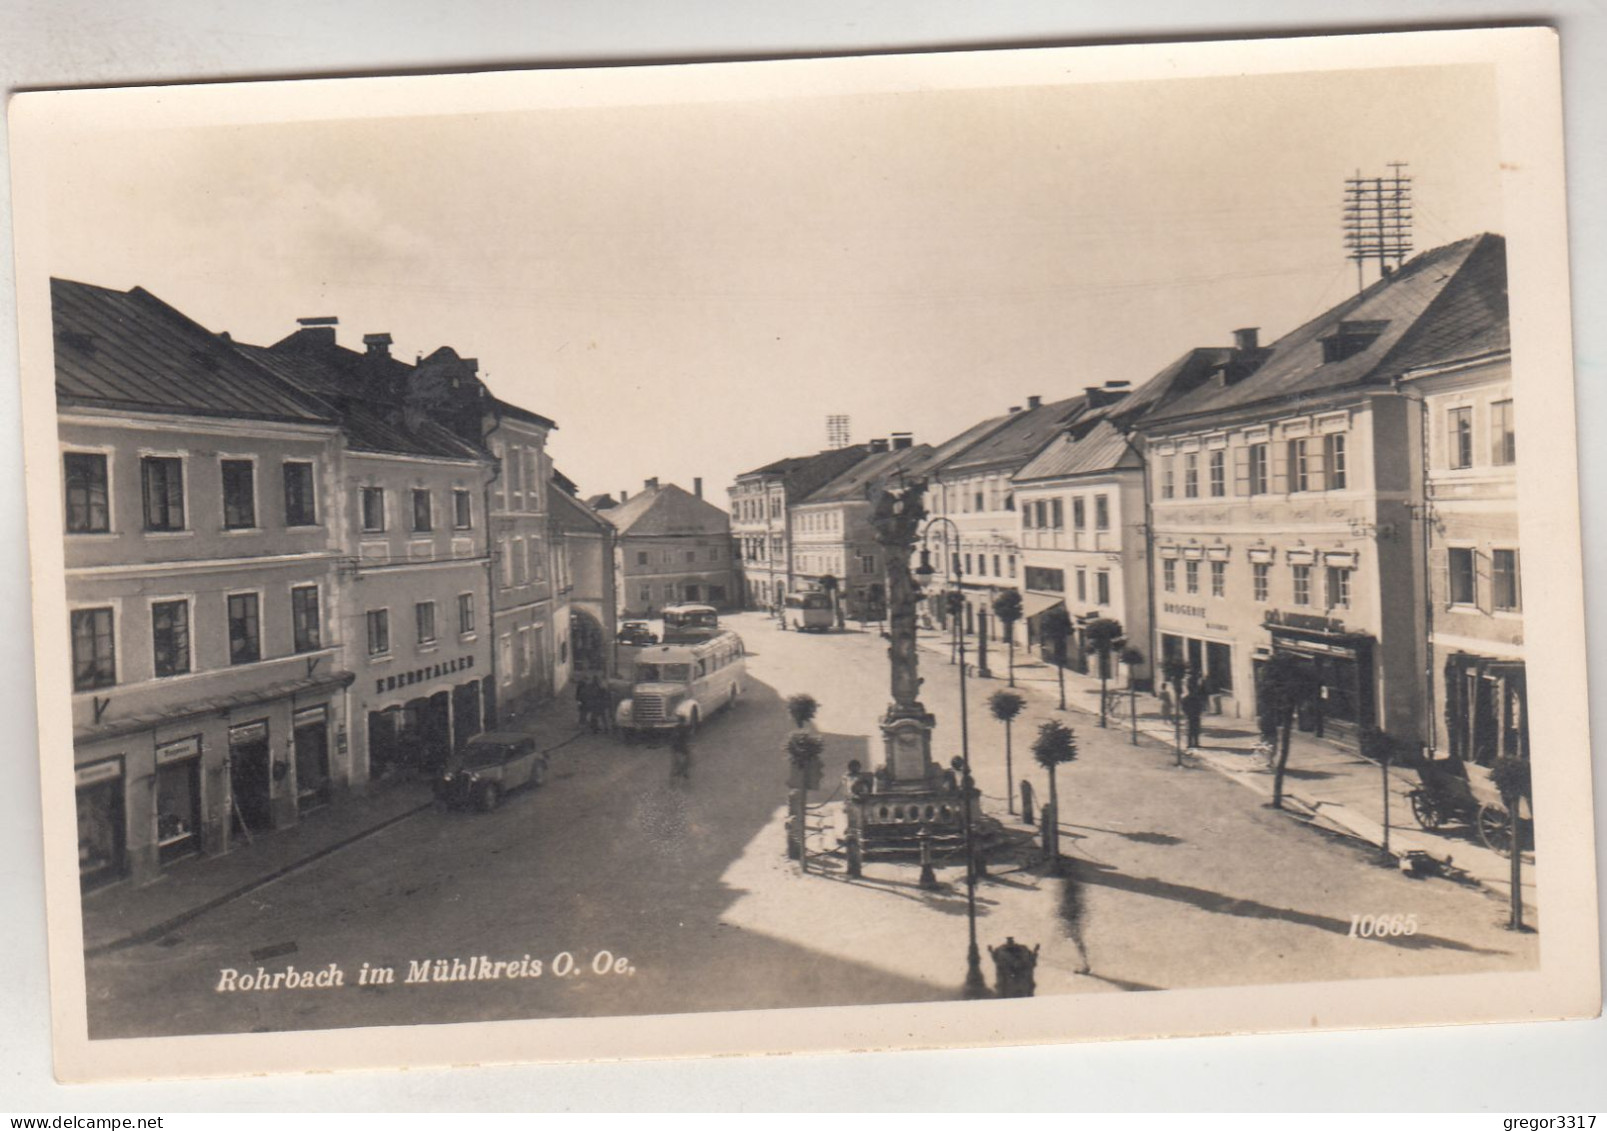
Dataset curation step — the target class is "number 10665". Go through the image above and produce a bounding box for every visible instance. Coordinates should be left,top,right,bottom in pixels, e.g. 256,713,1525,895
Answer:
1349,913,1418,938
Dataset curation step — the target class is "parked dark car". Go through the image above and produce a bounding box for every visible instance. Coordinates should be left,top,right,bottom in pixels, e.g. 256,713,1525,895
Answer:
436,732,548,812
618,620,658,646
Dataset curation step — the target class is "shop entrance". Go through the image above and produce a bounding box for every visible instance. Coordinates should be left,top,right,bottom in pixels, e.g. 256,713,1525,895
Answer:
294,707,331,814
76,759,126,890
1267,628,1376,740
228,721,273,835
452,681,482,746
420,691,452,771
155,738,203,865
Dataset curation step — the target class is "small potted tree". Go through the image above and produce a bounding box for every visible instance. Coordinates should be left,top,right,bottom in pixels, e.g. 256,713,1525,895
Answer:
989,688,1027,814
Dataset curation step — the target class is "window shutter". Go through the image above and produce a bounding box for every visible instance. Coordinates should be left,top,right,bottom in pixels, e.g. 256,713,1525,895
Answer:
1309,443,1327,492
1270,442,1289,494
1232,445,1250,496
1475,549,1493,614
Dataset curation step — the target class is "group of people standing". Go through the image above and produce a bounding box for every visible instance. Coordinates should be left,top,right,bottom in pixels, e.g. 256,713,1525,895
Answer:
575,675,616,733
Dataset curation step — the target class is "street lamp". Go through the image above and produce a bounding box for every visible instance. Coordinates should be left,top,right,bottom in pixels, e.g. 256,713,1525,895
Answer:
915,516,987,999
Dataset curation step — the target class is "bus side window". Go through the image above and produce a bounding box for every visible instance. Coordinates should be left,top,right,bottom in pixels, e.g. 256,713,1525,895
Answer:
696,659,707,678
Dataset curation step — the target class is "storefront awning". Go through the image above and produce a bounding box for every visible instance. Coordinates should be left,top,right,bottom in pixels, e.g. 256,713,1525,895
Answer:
75,669,357,746
1022,592,1064,619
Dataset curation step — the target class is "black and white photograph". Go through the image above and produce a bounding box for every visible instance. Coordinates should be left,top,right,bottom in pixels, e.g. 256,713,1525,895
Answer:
7,25,1598,1084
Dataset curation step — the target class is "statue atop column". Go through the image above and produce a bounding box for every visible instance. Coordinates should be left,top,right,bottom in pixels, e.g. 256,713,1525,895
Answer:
868,476,929,721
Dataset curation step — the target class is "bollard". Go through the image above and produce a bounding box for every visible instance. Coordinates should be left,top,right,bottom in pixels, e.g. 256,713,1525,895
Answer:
845,830,862,879
917,827,939,890
1019,780,1036,827
1040,801,1060,870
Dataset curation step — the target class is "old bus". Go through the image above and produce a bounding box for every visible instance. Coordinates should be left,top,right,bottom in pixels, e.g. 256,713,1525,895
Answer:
660,603,720,643
785,590,834,632
616,630,746,738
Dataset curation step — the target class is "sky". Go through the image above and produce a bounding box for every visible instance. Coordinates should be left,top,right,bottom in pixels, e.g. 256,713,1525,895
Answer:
29,56,1502,505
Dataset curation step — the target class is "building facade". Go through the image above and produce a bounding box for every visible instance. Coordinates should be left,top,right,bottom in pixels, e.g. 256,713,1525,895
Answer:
729,446,872,610
1401,348,1523,765
56,280,355,890
608,480,737,617
550,479,618,677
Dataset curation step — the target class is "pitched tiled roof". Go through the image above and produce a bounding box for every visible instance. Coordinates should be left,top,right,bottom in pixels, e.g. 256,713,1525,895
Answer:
52,279,332,424
603,483,731,537
798,445,935,505
1143,234,1507,426
1014,419,1138,482
938,394,1089,476
549,480,612,533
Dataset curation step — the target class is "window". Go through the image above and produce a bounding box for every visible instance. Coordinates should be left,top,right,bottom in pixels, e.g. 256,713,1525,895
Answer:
637,551,649,566
1292,564,1311,607
1051,499,1064,530
1162,559,1176,593
64,452,110,533
993,554,1002,577
1248,444,1269,495
1185,559,1200,595
1252,562,1270,602
1493,549,1521,611
1209,450,1226,498
1024,567,1064,592
411,489,433,532
367,609,391,656
71,607,116,690
221,460,256,529
639,585,652,605
1448,548,1476,606
459,594,476,635
685,550,696,563
965,554,974,575
1096,570,1111,605
142,456,185,531
1161,459,1175,500
1210,560,1226,598
974,491,984,512
709,546,721,561
1287,439,1310,492
1325,567,1351,609
361,487,385,532
1076,568,1088,602
291,586,321,653
1449,406,1473,469
1184,452,1199,498
151,600,190,677
1324,434,1348,490
1072,498,1086,530
1022,503,1036,530
1008,555,1017,579
283,462,317,526
1491,400,1515,466
861,554,876,574
227,593,261,665
416,601,437,645
1095,495,1110,531
452,489,473,529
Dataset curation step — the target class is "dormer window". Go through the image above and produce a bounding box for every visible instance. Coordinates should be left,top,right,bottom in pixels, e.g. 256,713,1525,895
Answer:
1319,320,1390,364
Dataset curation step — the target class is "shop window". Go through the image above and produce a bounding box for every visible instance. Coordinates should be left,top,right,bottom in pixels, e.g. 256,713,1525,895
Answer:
1292,564,1311,607
151,599,191,676
1493,549,1521,611
221,459,256,529
227,593,261,664
71,607,116,690
284,462,317,526
64,452,110,533
1449,407,1473,469
1206,641,1234,692
291,585,321,653
142,455,185,531
1448,548,1476,606
156,745,201,864
77,767,125,889
361,486,385,532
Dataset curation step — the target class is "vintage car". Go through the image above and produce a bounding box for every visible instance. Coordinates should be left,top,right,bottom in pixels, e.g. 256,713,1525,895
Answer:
436,731,548,812
617,620,658,646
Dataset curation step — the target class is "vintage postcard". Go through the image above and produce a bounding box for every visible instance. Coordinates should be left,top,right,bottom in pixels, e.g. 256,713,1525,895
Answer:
8,28,1598,1083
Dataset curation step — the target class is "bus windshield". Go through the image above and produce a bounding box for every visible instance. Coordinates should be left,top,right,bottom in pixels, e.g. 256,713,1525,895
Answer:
664,607,718,629
635,662,691,683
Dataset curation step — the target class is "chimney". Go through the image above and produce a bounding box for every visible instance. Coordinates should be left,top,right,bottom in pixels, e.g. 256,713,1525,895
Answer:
296,316,338,346
891,432,914,450
869,438,890,453
694,477,703,499
1007,406,1022,415
1233,327,1259,353
363,332,393,358
620,488,629,502
645,477,659,491
1104,380,1131,390
1026,394,1042,410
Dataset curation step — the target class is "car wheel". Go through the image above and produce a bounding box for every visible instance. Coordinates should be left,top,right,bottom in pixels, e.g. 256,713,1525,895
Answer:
475,781,501,812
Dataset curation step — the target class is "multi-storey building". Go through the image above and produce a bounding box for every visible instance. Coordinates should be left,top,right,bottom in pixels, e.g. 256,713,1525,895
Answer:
1400,342,1521,765
245,322,497,780
1136,233,1506,751
550,476,618,676
56,280,353,890
729,446,872,610
608,479,737,617
789,437,932,620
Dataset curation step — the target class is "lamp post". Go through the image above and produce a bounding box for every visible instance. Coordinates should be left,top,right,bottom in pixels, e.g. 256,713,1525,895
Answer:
915,516,987,999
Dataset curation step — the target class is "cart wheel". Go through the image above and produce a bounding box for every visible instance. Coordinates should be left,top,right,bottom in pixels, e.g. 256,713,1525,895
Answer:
1408,790,1441,830
1476,803,1512,856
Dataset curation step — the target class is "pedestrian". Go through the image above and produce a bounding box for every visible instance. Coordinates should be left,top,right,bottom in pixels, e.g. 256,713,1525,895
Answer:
574,675,591,731
580,677,601,733
1182,684,1205,750
669,723,693,783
